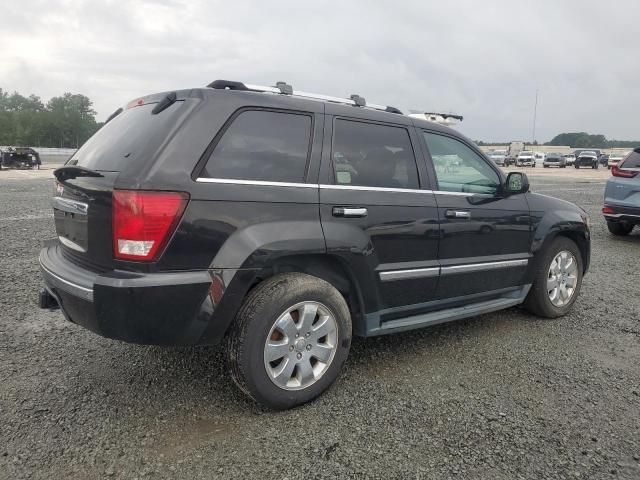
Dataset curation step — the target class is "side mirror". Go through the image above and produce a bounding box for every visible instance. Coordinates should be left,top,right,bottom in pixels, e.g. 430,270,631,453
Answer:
504,172,530,195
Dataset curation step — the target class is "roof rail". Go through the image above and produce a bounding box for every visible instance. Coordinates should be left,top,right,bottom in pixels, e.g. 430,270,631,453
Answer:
206,79,403,115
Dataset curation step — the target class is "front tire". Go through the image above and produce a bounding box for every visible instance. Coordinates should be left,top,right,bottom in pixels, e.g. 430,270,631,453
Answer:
225,273,352,410
524,237,583,318
607,221,634,236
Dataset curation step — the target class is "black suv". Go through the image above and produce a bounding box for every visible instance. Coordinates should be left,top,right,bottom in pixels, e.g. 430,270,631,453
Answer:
39,80,591,409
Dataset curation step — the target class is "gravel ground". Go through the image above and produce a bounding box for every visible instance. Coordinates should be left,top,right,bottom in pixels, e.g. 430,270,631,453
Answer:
1,169,639,480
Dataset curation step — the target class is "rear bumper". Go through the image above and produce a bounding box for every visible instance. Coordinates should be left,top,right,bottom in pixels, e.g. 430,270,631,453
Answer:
39,242,246,345
603,203,640,225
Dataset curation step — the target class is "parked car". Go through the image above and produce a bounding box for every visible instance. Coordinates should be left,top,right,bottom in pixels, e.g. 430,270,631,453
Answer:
488,149,507,166
543,152,567,168
607,152,627,169
599,154,610,167
38,80,591,409
563,154,576,166
1,147,41,169
602,147,640,235
575,151,599,169
516,151,536,167
534,152,546,165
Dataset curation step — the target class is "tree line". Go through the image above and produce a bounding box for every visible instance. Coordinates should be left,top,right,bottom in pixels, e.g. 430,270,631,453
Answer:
0,88,102,148
478,132,639,149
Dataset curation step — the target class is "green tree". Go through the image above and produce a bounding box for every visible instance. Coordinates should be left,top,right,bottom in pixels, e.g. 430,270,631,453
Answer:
0,88,100,148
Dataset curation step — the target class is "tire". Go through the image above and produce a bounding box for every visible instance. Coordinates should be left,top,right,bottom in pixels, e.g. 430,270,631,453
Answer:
607,221,634,236
225,273,352,410
574,164,579,169
524,237,583,318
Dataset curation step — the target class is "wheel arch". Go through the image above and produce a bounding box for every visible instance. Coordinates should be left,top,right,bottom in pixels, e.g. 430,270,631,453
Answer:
247,254,368,335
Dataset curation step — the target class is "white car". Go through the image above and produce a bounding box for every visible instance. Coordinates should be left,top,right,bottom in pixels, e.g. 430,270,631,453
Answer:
488,149,507,166
608,152,628,169
516,151,536,167
534,152,546,164
563,154,576,166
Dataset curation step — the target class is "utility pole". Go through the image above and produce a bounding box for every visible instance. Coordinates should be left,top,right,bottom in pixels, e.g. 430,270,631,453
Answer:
532,89,538,144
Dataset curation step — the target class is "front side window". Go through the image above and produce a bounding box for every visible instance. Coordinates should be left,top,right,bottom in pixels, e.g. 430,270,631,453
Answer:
332,119,419,189
202,110,312,182
423,132,500,195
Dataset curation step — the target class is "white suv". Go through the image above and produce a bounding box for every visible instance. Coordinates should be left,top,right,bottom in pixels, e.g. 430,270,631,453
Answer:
517,151,536,167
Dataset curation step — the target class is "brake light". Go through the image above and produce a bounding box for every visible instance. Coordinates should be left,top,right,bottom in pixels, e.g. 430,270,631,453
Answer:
126,98,145,109
112,190,189,261
611,164,638,178
602,206,615,214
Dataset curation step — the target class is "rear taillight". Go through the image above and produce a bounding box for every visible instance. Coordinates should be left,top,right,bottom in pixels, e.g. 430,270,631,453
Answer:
602,206,615,214
112,190,189,261
611,164,638,178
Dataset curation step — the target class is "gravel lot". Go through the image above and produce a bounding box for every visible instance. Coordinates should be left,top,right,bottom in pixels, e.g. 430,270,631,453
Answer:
1,166,639,480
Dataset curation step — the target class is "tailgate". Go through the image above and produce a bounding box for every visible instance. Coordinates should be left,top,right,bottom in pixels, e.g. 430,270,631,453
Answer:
53,167,119,270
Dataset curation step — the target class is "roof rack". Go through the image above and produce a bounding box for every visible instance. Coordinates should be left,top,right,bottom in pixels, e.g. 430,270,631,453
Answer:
206,79,403,115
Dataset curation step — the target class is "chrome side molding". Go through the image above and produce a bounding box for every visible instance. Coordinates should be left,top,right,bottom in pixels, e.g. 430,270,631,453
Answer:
379,259,528,282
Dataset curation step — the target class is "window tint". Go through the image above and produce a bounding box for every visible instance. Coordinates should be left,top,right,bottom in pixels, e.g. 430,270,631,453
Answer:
423,132,500,194
332,119,419,189
202,110,312,182
68,102,185,172
621,149,640,168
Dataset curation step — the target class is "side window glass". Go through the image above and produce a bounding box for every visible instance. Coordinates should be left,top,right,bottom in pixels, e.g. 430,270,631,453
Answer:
332,119,419,189
423,132,500,194
202,110,312,183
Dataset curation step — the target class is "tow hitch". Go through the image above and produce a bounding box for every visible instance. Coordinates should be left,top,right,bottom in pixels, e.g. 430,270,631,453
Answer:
38,289,59,309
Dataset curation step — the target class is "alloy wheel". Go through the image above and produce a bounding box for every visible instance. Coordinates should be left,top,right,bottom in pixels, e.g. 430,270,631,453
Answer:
547,251,578,307
263,301,338,391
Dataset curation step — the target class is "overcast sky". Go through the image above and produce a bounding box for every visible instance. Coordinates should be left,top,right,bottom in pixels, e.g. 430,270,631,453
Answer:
1,0,638,142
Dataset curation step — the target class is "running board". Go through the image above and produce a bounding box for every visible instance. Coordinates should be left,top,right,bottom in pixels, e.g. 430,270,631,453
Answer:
365,285,531,336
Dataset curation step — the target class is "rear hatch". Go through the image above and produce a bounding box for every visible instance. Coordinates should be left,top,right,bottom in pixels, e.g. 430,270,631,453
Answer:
53,94,191,271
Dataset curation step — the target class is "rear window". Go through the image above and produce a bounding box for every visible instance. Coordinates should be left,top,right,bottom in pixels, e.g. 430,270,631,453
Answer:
621,149,640,168
331,119,419,189
201,110,312,183
68,102,185,171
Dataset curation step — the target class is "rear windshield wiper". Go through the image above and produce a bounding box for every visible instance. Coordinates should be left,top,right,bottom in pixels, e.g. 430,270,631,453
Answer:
54,165,104,182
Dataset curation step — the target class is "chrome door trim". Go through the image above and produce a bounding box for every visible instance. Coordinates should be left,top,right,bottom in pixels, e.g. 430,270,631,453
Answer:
379,259,528,282
440,259,528,276
379,267,440,282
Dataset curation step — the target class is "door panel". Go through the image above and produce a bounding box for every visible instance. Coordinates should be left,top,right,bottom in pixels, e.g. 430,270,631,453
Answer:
434,192,531,298
319,112,440,313
420,130,532,300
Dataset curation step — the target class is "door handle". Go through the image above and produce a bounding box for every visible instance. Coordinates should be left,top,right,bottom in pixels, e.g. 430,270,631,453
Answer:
332,207,368,218
445,210,471,219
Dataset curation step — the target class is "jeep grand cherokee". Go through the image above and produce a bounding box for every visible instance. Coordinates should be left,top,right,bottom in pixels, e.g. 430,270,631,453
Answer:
39,80,591,409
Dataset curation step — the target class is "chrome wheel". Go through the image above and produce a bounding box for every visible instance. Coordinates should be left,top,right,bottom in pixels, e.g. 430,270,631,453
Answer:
263,301,338,391
547,251,578,307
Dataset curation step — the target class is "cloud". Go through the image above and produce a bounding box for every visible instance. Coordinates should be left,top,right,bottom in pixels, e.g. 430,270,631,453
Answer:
1,0,638,141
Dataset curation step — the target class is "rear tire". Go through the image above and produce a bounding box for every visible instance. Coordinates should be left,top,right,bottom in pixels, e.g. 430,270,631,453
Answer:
225,273,352,410
607,221,634,236
524,237,583,318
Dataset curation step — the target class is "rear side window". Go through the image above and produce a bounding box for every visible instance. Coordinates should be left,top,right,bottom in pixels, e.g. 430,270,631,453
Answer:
68,102,185,171
332,119,419,189
621,149,640,168
201,110,312,183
